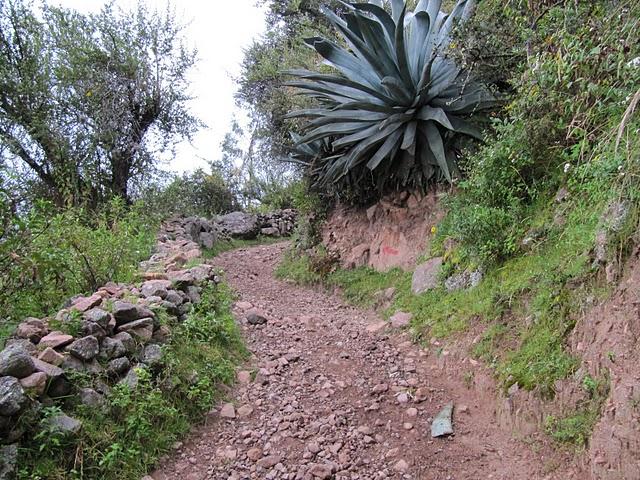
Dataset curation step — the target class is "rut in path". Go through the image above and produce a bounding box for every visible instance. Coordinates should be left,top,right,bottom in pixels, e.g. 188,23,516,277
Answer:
154,242,579,480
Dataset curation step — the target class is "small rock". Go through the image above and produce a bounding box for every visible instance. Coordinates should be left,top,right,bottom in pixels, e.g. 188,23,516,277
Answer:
119,367,140,389
257,454,280,469
98,337,127,361
396,392,409,404
394,459,409,472
19,372,47,396
46,413,82,435
247,447,262,462
38,347,64,366
237,370,252,384
220,403,236,418
390,311,412,329
246,309,267,325
431,403,454,437
71,294,102,312
31,358,64,378
83,308,111,330
308,463,333,479
412,257,443,294
78,388,105,408
112,332,136,353
406,407,418,417
237,405,253,417
112,301,140,324
366,321,386,333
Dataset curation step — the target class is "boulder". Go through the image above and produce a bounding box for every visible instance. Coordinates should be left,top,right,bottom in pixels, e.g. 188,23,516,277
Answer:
98,337,127,361
141,280,171,299
83,308,111,330
14,318,48,342
0,377,27,416
0,344,35,379
39,331,74,349
142,344,163,367
107,357,131,377
78,388,105,408
67,336,99,361
411,257,443,294
4,339,36,355
112,332,136,354
217,211,259,239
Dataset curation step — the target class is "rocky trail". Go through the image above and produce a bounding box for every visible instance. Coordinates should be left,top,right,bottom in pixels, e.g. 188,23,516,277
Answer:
154,242,578,480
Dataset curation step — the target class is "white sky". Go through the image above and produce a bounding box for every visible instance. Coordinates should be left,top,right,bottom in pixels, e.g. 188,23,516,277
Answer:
50,0,268,173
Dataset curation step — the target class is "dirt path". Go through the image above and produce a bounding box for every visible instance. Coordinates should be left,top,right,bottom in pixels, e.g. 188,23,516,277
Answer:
153,242,578,480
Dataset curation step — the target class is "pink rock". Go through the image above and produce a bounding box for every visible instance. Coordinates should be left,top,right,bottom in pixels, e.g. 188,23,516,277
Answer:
20,372,47,396
411,257,443,294
71,294,102,312
39,331,74,349
15,318,48,342
38,347,65,366
390,311,413,329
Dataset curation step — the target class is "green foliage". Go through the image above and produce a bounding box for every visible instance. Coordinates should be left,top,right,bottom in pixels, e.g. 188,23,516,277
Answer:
437,0,640,268
286,0,497,201
141,168,239,219
17,282,246,480
545,374,609,448
0,198,157,344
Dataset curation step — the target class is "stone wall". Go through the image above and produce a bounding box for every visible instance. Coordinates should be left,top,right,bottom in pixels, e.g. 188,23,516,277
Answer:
0,221,219,456
321,191,445,272
166,209,298,251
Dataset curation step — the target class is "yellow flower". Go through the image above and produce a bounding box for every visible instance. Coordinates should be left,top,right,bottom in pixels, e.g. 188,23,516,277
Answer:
430,226,437,234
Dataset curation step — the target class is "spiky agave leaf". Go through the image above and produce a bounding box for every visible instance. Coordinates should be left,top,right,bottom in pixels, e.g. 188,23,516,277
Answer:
285,0,498,195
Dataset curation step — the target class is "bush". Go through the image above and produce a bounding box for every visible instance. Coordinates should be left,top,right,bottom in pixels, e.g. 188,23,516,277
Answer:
141,168,239,219
0,198,158,343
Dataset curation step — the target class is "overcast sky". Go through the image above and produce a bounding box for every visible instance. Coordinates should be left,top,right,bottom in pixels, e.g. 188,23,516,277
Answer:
51,0,268,174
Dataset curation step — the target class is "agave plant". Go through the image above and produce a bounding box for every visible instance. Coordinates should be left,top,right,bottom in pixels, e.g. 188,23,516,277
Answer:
285,0,498,194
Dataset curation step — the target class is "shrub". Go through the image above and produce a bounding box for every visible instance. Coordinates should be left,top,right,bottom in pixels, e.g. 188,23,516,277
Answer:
0,198,158,343
286,0,497,202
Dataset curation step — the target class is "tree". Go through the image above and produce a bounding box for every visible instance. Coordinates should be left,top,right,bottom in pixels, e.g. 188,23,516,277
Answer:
0,0,200,207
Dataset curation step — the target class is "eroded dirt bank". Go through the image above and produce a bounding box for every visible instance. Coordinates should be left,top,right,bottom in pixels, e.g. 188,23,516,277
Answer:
153,242,580,480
